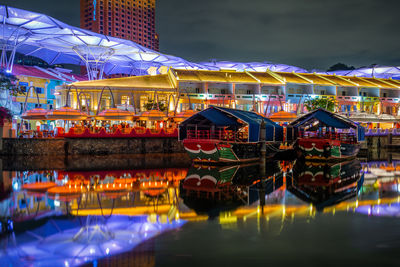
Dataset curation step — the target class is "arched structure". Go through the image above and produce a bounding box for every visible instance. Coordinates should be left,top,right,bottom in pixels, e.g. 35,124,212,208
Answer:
96,86,116,115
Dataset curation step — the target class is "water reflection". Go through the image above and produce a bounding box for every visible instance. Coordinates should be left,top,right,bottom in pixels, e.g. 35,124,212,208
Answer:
1,155,400,265
287,160,363,211
180,162,282,219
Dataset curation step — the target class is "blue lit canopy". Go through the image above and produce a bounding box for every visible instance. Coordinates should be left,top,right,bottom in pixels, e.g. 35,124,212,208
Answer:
324,65,400,79
0,5,211,79
199,61,308,73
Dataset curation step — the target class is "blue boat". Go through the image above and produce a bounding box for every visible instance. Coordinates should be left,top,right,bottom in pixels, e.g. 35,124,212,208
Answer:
179,106,284,164
287,109,365,161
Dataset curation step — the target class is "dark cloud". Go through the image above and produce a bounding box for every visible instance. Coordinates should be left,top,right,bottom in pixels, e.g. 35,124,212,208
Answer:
157,0,400,70
2,0,400,70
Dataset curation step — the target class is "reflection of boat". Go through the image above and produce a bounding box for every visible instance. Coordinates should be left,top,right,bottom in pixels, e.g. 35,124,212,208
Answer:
287,109,365,161
179,106,283,164
180,162,283,218
287,160,364,211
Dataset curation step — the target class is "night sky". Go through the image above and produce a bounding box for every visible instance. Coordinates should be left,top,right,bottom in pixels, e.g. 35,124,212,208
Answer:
2,0,400,70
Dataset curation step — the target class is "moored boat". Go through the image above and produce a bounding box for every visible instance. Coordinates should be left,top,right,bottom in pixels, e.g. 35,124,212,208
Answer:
287,109,365,161
179,106,284,164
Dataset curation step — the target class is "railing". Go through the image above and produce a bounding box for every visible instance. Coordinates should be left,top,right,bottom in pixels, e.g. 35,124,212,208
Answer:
365,128,400,136
19,127,178,139
299,131,357,143
186,129,248,142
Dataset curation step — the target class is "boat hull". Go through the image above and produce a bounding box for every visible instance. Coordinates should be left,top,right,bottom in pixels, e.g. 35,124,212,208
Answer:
183,139,266,164
295,138,360,162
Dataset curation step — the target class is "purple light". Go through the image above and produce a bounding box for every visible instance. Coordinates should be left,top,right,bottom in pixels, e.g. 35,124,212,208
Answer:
356,203,400,217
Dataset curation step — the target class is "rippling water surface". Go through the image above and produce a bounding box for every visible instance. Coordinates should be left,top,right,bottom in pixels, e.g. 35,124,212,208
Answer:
0,152,399,267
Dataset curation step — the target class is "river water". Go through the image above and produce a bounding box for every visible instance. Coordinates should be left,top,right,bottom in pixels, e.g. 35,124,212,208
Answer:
0,151,399,267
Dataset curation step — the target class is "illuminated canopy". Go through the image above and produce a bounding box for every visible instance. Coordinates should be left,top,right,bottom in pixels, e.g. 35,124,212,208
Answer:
0,5,210,79
324,65,400,79
200,61,308,73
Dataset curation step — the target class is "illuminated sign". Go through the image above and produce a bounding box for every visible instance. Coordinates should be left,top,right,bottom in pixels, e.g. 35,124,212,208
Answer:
93,0,97,21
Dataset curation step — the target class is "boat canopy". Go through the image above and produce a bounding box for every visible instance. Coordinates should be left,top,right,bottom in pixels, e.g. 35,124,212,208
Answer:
179,106,283,142
288,108,365,141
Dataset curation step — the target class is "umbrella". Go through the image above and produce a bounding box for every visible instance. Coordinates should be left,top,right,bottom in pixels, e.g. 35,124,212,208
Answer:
172,109,198,122
378,113,398,122
268,110,297,122
21,108,48,120
95,108,135,121
46,106,88,121
139,110,168,121
348,112,379,123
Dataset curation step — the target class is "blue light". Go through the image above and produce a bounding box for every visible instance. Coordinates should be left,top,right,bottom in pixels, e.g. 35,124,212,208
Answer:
7,219,13,232
93,0,97,21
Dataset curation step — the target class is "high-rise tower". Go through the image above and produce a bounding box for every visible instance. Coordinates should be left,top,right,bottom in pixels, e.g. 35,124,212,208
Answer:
80,0,159,51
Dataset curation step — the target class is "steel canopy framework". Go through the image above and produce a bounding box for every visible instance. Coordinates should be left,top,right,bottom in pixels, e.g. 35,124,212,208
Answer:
2,5,400,81
0,5,211,79
199,60,308,73
325,65,400,79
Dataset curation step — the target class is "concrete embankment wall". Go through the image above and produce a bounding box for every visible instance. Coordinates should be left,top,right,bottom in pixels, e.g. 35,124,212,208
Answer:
0,137,185,156
361,135,400,150
1,153,191,171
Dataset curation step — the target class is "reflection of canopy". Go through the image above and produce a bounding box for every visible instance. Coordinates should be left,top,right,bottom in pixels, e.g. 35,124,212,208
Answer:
96,108,134,121
0,215,184,266
46,106,87,120
21,108,48,120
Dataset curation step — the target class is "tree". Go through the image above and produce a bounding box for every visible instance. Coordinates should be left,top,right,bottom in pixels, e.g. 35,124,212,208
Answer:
304,98,337,112
143,99,167,112
0,107,12,126
0,70,24,96
327,63,355,72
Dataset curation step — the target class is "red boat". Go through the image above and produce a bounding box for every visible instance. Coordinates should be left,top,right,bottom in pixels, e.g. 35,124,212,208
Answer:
287,109,365,161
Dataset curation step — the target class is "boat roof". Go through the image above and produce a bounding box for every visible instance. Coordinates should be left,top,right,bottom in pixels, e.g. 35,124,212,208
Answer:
290,108,360,129
180,106,283,142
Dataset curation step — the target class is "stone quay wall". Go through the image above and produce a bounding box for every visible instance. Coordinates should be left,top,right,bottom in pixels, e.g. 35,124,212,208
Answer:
361,134,400,150
0,137,185,156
